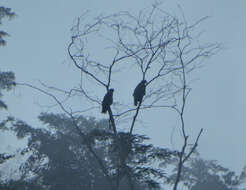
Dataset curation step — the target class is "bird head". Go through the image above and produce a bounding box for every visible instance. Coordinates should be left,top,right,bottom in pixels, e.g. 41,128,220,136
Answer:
109,88,114,93
142,80,147,85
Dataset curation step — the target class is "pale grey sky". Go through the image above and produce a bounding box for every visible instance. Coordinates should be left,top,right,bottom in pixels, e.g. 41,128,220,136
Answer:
1,0,246,184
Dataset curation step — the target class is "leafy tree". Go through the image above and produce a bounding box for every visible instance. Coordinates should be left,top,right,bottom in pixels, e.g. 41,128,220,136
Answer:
0,180,43,190
0,5,16,110
0,113,176,190
0,71,16,110
167,153,246,190
0,6,15,46
0,6,17,190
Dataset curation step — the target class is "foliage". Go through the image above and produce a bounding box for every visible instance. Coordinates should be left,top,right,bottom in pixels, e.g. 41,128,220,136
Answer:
0,6,16,109
0,71,16,110
167,153,246,190
0,113,177,189
0,6,15,46
0,6,16,176
0,180,43,190
0,154,14,165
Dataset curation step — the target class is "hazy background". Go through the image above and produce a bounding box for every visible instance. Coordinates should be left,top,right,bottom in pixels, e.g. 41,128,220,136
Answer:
1,0,246,182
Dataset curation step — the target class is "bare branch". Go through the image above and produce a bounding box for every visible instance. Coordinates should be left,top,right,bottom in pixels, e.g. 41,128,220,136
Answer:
68,37,108,88
17,82,115,189
182,128,203,163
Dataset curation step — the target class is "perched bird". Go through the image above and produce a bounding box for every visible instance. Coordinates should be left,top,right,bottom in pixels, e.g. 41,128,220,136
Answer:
101,88,114,113
133,80,147,106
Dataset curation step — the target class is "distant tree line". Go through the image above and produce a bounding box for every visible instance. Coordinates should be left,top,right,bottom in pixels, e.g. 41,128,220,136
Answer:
0,113,246,190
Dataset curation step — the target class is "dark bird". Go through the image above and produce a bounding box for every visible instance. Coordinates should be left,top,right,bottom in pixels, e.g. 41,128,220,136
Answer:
133,80,147,106
101,88,114,113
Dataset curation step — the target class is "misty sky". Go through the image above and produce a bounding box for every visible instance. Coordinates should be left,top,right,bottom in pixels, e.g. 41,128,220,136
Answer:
1,0,246,184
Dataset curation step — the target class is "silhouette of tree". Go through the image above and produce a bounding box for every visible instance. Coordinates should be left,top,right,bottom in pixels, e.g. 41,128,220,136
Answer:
0,6,16,172
0,6,15,46
0,6,16,110
19,2,220,189
0,71,16,110
167,153,246,190
0,113,178,190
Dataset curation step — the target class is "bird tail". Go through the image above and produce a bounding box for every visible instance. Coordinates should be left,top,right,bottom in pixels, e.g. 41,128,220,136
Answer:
101,107,107,113
134,98,138,106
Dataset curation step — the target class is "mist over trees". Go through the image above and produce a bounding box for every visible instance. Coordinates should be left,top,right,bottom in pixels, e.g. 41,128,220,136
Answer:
1,3,246,190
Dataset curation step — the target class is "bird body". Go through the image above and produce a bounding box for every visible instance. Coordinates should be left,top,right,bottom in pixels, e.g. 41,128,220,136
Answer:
101,89,114,113
133,80,147,106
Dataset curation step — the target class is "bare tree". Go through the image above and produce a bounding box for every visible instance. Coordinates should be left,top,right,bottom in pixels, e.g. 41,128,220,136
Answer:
19,3,220,190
